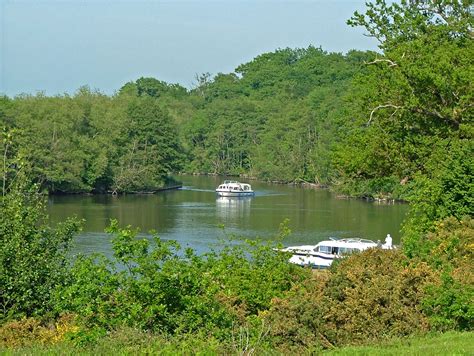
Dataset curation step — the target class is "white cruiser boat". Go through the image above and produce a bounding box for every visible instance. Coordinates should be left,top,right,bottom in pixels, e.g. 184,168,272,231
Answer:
216,180,255,197
280,235,393,268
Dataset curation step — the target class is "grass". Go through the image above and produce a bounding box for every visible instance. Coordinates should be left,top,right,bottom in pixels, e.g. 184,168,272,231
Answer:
1,331,473,355
325,331,474,356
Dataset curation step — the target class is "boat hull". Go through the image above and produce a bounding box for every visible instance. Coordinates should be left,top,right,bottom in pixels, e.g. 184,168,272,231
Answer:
288,252,337,268
216,191,255,197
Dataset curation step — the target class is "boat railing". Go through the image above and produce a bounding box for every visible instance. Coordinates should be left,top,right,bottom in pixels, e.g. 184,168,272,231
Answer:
321,237,378,246
339,238,376,244
223,180,239,184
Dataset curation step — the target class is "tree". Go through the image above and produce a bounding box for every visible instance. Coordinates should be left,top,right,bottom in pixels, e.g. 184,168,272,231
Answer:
342,0,473,246
111,97,183,193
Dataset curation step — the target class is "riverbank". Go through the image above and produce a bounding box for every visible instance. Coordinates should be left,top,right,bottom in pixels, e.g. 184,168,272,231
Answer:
45,172,407,206
46,180,183,196
109,183,182,195
187,173,407,204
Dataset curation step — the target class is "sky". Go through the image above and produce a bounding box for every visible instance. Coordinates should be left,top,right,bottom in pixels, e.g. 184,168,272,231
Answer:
0,0,378,96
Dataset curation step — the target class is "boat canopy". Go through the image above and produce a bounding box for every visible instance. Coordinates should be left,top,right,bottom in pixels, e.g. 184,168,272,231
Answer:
311,238,376,255
217,182,252,191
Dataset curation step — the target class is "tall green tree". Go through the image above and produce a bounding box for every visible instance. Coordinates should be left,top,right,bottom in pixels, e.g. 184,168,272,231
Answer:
340,0,473,250
111,97,183,193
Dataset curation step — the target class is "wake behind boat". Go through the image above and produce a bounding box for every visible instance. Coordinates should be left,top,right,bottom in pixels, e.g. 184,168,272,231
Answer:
216,180,255,197
280,234,393,268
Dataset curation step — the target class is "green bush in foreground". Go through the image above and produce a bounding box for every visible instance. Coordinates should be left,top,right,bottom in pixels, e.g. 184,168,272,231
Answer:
0,178,81,321
421,217,474,331
52,220,308,341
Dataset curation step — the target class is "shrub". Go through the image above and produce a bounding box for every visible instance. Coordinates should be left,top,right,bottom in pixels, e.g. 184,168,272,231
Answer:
0,178,81,321
0,314,80,348
53,220,307,339
322,249,435,345
402,140,473,259
421,217,474,331
266,249,438,350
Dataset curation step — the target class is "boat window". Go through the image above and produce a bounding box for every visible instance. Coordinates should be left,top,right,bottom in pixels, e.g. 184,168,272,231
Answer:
331,247,338,255
317,245,332,253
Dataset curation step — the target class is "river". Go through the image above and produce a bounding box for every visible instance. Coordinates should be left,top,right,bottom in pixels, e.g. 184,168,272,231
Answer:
47,175,409,256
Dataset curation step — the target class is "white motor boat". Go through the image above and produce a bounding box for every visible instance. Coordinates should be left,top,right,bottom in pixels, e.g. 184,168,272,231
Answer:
280,236,392,268
216,180,255,197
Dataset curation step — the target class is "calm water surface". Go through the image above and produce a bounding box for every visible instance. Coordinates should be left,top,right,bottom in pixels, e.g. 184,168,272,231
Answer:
47,176,409,256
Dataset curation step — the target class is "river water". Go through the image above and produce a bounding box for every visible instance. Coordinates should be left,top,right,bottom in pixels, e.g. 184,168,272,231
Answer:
47,176,409,256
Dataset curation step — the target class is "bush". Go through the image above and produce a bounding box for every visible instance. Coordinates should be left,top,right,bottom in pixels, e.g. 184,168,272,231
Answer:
266,249,438,350
0,314,80,348
402,140,473,259
0,178,81,321
421,217,474,331
53,220,308,339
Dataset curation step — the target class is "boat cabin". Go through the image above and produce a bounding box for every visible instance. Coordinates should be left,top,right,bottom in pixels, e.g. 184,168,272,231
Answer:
215,180,255,196
217,181,252,192
312,238,377,256
314,244,359,256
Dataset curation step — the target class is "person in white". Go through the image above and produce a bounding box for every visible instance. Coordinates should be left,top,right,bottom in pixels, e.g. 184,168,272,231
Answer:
383,233,393,249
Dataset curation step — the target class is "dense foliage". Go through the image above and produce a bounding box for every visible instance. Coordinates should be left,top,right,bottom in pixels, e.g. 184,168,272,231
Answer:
0,176,80,320
52,220,306,339
1,88,183,193
340,0,473,250
182,47,371,183
266,249,436,350
1,48,373,192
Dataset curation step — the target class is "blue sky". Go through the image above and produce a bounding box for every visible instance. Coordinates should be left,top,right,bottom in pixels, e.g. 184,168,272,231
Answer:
0,0,377,96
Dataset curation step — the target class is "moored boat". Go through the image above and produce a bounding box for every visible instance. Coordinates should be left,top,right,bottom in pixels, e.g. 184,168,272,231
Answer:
280,235,393,268
216,180,255,197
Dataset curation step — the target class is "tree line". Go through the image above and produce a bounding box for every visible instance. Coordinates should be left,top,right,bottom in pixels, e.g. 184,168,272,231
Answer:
2,47,372,193
1,84,183,194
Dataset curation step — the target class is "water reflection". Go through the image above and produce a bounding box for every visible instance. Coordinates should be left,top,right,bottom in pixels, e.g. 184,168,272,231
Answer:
48,193,180,234
216,196,252,223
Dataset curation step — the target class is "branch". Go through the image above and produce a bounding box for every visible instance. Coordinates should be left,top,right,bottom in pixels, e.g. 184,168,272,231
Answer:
365,58,398,67
368,104,402,125
411,107,460,128
362,32,384,44
318,332,335,349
